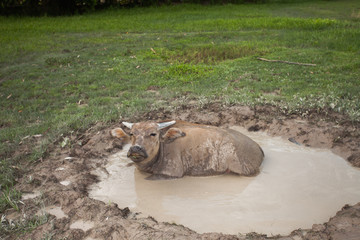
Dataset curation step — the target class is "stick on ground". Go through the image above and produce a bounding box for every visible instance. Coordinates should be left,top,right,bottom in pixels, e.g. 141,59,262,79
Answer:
257,57,316,66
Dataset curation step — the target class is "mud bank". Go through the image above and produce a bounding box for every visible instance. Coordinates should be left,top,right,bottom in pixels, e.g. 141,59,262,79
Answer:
7,104,360,240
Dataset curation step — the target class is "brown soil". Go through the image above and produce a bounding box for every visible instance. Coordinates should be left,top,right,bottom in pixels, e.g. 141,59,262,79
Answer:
4,104,360,240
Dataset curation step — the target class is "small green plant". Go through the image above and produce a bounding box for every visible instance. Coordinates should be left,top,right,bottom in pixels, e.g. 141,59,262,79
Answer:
0,187,21,212
167,44,263,64
167,63,212,78
41,231,55,240
60,137,70,148
45,56,77,67
0,213,48,237
351,10,360,19
0,159,15,192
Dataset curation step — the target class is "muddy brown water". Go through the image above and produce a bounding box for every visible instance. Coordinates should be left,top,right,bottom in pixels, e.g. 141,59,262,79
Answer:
89,127,360,235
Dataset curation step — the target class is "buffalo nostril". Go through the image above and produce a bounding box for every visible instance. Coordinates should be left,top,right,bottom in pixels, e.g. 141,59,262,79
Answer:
130,145,143,152
128,145,148,160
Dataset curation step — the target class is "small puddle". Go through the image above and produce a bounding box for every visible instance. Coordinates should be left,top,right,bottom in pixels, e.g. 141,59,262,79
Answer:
39,206,67,219
89,127,360,235
70,220,95,231
60,180,71,186
22,191,41,200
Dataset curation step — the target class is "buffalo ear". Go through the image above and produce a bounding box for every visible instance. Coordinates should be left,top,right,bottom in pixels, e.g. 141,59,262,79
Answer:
162,128,186,143
110,128,130,142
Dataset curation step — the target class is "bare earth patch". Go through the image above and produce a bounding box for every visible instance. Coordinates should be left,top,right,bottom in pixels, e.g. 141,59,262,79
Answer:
5,104,360,240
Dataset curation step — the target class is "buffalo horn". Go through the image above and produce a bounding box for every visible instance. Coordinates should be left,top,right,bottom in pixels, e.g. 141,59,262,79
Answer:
157,120,176,130
122,122,134,129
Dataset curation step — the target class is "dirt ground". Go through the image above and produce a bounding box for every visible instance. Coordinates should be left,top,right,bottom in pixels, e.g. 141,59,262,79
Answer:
4,104,360,240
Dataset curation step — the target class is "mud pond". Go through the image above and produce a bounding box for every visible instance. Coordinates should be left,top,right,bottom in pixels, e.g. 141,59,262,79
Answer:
89,126,360,235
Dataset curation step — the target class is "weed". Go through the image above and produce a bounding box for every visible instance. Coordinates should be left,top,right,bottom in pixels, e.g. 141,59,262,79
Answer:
148,63,214,87
351,10,360,20
0,187,21,212
0,213,48,238
0,159,15,191
45,56,78,67
41,231,55,240
166,44,263,64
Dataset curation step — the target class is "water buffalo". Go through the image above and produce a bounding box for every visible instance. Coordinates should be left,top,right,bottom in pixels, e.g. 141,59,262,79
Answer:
111,120,264,179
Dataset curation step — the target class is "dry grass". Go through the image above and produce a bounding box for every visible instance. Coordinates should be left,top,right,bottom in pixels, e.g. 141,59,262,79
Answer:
351,10,360,19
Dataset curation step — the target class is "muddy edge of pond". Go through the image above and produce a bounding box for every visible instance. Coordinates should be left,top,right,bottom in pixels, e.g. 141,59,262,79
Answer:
10,104,360,240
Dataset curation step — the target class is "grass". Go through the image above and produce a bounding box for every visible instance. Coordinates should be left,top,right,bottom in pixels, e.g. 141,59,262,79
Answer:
0,0,359,234
0,187,21,212
0,212,49,238
164,43,264,64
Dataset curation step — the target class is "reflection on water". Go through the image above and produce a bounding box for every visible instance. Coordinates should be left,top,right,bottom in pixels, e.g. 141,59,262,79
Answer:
89,127,360,235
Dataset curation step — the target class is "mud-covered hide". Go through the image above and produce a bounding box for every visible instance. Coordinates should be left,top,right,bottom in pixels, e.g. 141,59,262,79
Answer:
151,122,264,178
111,120,264,179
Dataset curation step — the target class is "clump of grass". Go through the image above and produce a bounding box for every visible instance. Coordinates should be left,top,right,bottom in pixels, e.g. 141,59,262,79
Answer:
224,89,360,121
283,93,360,121
0,159,15,192
0,213,48,238
149,63,214,87
0,187,21,212
41,232,55,240
45,56,78,67
167,63,212,77
167,44,262,64
351,10,360,20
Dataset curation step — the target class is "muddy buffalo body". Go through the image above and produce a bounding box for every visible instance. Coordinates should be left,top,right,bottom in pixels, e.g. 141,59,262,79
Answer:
111,120,264,179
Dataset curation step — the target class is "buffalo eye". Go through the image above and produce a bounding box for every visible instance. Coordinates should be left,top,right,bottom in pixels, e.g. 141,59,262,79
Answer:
150,133,157,137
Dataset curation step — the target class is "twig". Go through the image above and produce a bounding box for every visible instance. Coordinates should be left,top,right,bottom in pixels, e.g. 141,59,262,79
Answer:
257,57,316,66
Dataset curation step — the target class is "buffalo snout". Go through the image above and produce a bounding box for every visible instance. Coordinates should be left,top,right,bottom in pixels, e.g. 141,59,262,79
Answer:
127,145,148,162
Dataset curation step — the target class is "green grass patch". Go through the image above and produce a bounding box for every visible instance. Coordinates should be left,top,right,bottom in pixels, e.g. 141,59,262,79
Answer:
165,44,263,64
0,186,21,212
0,213,48,238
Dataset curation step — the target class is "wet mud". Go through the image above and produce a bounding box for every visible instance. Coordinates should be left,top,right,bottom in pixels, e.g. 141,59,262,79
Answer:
5,104,360,240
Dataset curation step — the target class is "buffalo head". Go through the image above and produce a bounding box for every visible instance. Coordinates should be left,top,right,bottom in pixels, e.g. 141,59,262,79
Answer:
111,121,185,165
